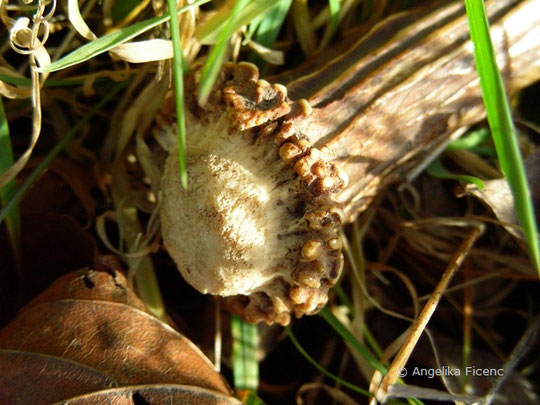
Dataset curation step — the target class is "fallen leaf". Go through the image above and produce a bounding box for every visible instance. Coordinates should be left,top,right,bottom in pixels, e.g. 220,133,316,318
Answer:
0,268,237,404
459,148,540,246
25,268,148,313
0,349,116,405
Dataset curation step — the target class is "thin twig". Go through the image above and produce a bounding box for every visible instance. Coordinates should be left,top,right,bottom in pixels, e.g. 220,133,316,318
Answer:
374,225,483,403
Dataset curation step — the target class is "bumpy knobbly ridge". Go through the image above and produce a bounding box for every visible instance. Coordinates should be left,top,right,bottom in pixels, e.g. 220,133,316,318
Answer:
158,62,348,325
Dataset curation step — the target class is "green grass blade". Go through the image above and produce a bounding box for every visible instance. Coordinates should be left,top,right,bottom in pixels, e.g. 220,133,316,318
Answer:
426,159,484,189
231,315,259,391
446,127,495,157
319,309,423,403
0,81,129,225
333,284,386,358
242,390,265,405
285,320,423,405
334,284,354,314
253,0,292,47
0,74,105,87
0,97,22,280
37,0,210,73
464,0,540,273
328,0,340,36
446,128,490,152
247,0,292,66
197,0,278,45
285,326,370,396
166,0,188,189
197,0,250,105
319,306,387,374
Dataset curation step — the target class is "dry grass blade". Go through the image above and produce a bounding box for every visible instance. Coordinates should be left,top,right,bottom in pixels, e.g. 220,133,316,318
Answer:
464,0,540,273
292,0,316,55
37,0,209,73
374,226,483,403
109,39,174,63
198,0,250,105
387,384,481,403
0,1,51,190
67,0,97,40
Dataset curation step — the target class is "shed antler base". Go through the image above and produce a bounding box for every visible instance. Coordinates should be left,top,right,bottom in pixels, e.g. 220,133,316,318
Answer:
157,0,540,325
160,63,347,325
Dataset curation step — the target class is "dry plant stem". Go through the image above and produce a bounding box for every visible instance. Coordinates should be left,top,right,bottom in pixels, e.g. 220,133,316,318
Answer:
373,226,483,404
158,0,539,325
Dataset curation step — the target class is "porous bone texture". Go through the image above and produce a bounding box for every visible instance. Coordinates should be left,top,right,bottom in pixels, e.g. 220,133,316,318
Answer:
159,63,346,325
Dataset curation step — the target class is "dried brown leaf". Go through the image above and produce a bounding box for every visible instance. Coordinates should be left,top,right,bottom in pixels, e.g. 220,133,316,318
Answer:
0,269,235,403
24,268,149,313
0,299,232,389
0,349,116,405
460,148,540,258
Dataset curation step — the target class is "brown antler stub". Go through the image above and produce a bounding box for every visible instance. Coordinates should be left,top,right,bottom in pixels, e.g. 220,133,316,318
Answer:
158,63,346,325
